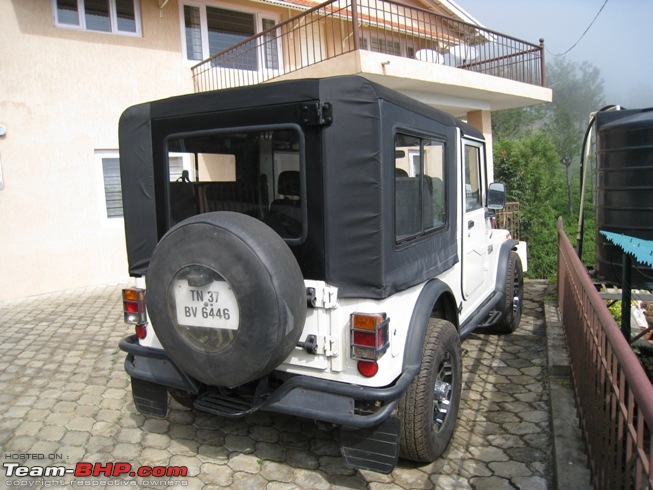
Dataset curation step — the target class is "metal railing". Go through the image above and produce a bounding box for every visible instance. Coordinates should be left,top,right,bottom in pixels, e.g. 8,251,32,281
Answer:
192,0,545,92
495,201,520,241
557,217,653,489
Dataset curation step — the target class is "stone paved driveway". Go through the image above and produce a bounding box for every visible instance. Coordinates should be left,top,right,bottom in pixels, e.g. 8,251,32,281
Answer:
0,280,552,489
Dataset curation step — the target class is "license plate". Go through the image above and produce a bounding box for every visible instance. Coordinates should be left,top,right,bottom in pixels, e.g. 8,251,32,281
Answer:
173,279,240,330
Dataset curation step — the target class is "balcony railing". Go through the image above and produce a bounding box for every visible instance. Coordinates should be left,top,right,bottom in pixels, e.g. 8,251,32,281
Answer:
557,217,653,489
192,0,545,93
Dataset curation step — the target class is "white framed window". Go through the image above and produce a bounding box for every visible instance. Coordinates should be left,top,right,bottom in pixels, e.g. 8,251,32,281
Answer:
180,1,279,67
360,34,413,58
96,150,123,220
53,0,142,36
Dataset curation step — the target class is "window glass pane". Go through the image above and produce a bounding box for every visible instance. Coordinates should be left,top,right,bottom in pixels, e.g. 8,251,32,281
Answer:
423,140,446,229
395,134,421,240
262,18,279,70
116,0,136,33
167,128,302,239
84,0,111,32
371,37,401,56
396,134,446,240
102,157,123,218
169,156,187,182
207,7,256,69
56,0,80,26
197,154,236,182
184,5,203,61
465,145,482,211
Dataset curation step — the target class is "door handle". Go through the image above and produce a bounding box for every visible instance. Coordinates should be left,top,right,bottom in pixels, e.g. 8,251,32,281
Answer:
468,220,475,229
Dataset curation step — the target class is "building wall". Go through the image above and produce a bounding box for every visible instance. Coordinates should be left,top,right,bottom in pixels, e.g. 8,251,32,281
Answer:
0,0,195,300
0,0,546,301
1,0,304,301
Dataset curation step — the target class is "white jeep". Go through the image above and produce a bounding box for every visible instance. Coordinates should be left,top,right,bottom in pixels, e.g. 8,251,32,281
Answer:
118,76,524,473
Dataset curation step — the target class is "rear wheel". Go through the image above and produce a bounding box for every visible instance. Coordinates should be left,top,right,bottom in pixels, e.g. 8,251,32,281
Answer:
490,251,523,334
399,318,462,462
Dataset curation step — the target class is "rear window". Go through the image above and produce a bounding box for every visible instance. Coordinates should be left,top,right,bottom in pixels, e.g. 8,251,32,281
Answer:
165,126,304,241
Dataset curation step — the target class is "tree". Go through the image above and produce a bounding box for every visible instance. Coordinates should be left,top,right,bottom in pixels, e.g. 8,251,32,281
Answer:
544,58,605,216
549,104,578,216
489,58,606,277
492,58,605,216
546,58,605,128
492,105,544,140
493,133,567,278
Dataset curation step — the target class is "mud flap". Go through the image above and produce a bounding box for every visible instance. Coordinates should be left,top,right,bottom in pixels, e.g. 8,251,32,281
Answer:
131,378,168,418
340,416,400,474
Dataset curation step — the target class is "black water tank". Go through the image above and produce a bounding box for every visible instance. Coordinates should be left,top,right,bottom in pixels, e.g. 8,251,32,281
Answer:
596,108,653,289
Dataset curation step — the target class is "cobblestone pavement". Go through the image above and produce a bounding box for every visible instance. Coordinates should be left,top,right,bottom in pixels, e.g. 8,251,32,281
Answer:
1,280,552,489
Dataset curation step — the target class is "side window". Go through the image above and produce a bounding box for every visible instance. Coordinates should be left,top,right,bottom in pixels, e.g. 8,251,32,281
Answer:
262,18,279,70
180,3,279,68
395,133,446,242
53,0,141,36
424,139,446,228
97,150,123,219
464,144,483,211
182,5,256,63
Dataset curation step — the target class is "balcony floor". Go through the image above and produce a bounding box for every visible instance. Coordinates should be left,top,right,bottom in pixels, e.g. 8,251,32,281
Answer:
273,50,552,117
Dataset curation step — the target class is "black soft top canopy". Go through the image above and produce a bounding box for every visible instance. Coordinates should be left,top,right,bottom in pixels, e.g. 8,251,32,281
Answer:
119,76,483,299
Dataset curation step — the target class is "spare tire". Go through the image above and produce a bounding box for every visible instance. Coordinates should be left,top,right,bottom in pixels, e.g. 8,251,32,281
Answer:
146,211,306,388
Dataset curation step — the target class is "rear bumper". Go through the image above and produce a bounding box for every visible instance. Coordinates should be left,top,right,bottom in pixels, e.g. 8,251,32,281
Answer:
119,334,417,428
119,334,200,393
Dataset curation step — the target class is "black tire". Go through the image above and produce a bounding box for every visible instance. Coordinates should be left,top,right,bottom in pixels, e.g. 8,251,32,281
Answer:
490,251,523,334
146,211,306,388
399,318,462,462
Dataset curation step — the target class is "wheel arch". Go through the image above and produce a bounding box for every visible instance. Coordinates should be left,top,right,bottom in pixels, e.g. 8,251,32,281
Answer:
402,279,459,371
494,239,520,301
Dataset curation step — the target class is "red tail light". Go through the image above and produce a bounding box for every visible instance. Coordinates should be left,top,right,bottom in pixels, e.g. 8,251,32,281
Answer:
135,324,147,339
357,360,379,377
350,312,389,364
353,330,375,347
122,288,146,325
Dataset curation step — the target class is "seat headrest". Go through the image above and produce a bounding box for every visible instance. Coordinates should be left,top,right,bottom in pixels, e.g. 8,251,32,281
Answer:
277,171,300,197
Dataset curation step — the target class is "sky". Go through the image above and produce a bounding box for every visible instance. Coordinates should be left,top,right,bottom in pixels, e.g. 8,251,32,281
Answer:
457,0,653,109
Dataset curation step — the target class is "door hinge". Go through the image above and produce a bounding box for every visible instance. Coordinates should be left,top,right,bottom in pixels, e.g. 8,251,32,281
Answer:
301,102,333,126
306,282,339,309
324,336,339,358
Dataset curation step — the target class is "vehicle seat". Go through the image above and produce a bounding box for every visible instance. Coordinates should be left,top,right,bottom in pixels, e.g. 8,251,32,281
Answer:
169,170,198,225
271,171,300,206
268,171,301,237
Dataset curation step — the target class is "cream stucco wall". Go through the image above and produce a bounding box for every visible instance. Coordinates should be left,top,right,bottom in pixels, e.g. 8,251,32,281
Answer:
0,0,195,300
0,0,550,301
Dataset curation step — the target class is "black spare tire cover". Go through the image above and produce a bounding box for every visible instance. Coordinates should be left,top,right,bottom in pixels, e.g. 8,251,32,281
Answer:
146,211,306,387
